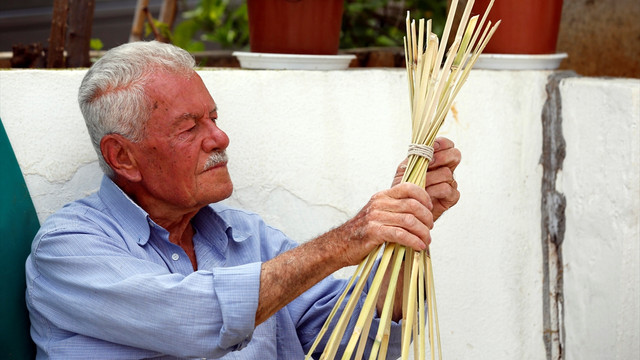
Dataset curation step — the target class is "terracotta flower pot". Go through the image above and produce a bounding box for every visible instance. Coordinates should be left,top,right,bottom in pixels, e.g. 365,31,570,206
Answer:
247,0,344,55
471,0,564,54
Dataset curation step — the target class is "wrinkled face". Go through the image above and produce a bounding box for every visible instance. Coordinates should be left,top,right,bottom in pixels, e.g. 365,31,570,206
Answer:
130,70,232,212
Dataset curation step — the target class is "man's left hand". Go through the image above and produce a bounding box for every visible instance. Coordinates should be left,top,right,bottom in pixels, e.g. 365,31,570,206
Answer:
392,137,461,221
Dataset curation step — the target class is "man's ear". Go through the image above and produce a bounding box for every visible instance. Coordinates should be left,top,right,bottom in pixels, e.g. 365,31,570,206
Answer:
100,134,142,182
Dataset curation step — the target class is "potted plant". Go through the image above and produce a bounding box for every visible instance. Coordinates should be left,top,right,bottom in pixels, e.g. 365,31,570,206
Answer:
470,0,564,54
247,0,344,55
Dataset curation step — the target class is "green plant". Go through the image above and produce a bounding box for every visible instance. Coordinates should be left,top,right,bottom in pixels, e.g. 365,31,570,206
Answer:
145,19,173,43
89,38,104,51
340,0,449,48
89,38,104,63
172,0,249,52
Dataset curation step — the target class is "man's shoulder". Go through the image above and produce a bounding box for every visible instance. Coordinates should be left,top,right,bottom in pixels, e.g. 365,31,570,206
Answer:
35,190,142,249
41,192,108,229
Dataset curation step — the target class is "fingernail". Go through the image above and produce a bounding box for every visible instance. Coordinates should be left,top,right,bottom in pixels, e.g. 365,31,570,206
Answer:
433,140,441,151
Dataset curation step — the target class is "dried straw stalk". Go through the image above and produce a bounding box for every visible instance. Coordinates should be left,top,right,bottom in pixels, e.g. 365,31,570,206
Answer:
307,1,500,359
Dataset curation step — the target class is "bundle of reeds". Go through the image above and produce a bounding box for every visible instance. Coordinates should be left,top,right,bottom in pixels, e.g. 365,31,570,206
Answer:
306,1,500,359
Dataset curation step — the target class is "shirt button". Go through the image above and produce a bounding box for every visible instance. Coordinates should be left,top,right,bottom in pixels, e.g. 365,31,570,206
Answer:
171,253,180,261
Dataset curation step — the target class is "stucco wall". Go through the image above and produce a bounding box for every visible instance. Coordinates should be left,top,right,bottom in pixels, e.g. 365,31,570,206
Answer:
560,77,640,359
0,68,638,359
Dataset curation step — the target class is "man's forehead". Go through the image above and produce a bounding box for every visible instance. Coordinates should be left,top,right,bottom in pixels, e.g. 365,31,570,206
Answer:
147,72,215,108
146,69,207,93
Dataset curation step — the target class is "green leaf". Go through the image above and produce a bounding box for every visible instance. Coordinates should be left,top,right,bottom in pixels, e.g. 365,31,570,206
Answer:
185,41,206,53
89,38,103,51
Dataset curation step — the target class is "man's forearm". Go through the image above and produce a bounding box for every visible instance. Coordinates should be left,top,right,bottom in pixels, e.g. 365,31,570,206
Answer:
255,229,347,325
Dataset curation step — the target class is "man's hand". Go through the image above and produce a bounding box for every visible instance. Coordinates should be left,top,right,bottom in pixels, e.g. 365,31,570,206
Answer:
330,182,434,267
391,137,461,221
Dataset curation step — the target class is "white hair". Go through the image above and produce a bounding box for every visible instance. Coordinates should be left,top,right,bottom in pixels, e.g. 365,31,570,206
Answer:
78,41,196,178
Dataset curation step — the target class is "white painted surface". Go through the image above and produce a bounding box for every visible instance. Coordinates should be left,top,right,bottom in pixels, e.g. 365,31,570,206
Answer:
0,68,638,359
560,77,640,360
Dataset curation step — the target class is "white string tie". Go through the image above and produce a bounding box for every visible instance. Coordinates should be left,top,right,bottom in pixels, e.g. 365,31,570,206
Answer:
407,144,434,162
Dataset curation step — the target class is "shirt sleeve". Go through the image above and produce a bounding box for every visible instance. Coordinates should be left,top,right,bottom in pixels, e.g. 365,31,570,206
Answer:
26,220,260,358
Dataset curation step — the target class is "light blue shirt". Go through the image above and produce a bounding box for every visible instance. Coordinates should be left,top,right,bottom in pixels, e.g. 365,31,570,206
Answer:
25,176,401,359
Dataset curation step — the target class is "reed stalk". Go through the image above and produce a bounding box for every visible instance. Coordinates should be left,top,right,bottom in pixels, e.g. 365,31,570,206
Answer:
307,1,499,359
369,246,405,360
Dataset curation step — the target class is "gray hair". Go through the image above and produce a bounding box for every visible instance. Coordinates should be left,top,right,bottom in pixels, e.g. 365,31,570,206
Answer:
78,41,196,178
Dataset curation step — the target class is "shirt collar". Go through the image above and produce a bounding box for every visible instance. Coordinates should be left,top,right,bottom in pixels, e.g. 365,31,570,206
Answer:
193,204,251,249
97,176,250,247
97,176,153,245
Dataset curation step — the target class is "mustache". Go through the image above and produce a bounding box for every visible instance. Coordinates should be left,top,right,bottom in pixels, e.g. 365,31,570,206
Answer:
203,150,228,171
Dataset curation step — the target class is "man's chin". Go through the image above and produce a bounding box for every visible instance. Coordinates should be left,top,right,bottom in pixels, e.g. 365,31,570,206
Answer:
201,180,233,204
218,183,234,202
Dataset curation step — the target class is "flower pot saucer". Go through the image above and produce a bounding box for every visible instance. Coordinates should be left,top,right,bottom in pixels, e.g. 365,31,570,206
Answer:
473,53,568,70
233,51,356,70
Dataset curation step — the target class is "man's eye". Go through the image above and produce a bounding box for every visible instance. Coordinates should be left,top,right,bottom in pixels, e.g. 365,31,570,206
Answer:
179,124,196,136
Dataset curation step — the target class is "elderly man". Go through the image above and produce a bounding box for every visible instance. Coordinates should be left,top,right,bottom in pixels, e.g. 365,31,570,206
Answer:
25,41,460,359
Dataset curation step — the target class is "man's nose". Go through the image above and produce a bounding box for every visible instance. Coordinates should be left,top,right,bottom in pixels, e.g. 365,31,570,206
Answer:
202,121,229,152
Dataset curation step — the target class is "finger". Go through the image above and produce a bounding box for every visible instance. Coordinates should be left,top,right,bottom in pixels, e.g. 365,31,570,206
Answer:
393,197,434,229
426,182,460,205
424,168,458,199
384,223,431,251
429,146,461,171
424,166,454,188
372,208,433,237
385,182,433,211
369,192,433,228
391,158,410,187
433,137,454,151
368,215,432,251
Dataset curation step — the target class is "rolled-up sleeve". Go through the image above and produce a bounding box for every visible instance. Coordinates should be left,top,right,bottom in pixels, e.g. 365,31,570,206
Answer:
212,262,261,351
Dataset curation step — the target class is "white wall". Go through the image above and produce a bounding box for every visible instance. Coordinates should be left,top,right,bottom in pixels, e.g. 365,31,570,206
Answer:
560,78,640,360
0,68,637,359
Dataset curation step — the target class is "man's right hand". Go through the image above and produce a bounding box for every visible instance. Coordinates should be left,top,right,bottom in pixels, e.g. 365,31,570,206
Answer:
330,182,434,267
